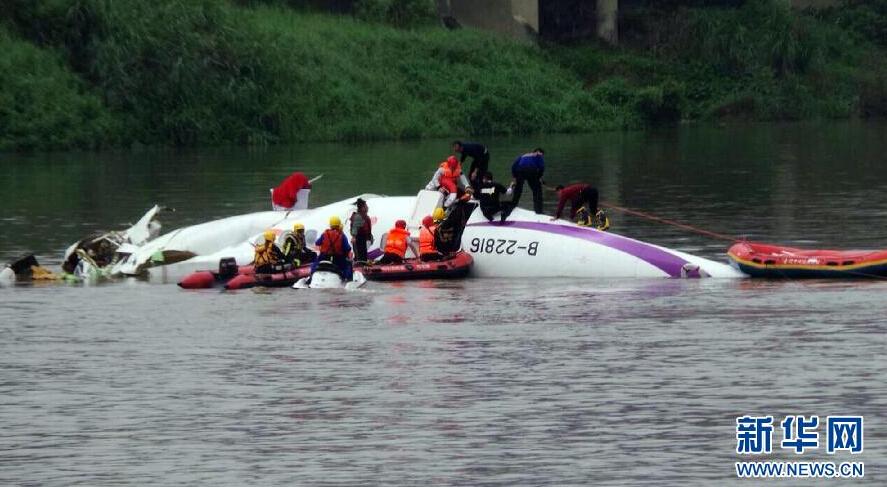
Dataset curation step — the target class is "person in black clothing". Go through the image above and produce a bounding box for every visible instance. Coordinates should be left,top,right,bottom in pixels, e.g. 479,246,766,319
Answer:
435,200,477,254
453,140,490,191
502,148,546,220
282,223,317,266
477,172,511,222
349,198,373,264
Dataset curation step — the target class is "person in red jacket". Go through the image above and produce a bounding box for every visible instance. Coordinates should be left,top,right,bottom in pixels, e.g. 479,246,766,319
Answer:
552,183,599,222
271,172,312,210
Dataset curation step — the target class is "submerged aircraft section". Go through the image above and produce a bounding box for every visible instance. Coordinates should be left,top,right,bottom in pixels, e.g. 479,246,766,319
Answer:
89,191,745,283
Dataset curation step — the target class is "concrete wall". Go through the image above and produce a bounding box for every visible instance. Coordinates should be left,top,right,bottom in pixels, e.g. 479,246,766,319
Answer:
436,0,843,46
439,0,617,44
596,0,618,45
789,0,842,8
437,0,539,41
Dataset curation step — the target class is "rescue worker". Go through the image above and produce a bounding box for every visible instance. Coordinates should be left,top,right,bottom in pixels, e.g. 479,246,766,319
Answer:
349,198,373,264
426,155,473,207
377,220,417,265
282,222,317,266
552,183,600,222
271,172,312,210
419,212,444,262
254,229,285,273
434,201,474,253
504,148,546,219
453,140,490,191
312,216,353,280
477,171,511,222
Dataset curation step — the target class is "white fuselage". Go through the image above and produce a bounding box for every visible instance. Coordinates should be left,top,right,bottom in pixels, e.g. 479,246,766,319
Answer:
115,192,743,281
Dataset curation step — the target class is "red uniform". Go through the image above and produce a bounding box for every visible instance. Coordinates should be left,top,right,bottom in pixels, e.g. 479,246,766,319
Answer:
555,183,595,219
271,172,311,208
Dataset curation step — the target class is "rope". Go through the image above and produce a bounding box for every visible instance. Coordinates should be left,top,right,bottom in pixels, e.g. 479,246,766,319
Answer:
599,201,741,243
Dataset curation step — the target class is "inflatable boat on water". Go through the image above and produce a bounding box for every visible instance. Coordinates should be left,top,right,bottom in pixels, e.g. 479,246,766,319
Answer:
728,242,887,278
179,251,474,290
69,190,744,283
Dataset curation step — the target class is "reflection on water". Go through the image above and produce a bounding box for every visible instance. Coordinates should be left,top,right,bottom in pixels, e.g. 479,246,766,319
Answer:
2,278,886,485
2,122,887,485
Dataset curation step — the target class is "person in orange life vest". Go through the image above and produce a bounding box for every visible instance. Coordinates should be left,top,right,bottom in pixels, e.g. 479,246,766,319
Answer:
312,216,353,280
254,229,285,273
271,172,311,210
376,220,418,265
425,155,473,207
418,209,445,262
349,198,373,264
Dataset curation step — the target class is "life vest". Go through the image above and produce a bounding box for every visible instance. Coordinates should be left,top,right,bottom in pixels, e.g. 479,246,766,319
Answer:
384,227,410,258
254,241,279,267
318,228,345,256
283,233,306,258
438,160,462,193
419,225,437,255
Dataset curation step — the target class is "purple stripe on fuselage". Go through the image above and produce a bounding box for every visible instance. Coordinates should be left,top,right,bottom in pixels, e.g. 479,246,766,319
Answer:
368,248,383,259
467,221,690,277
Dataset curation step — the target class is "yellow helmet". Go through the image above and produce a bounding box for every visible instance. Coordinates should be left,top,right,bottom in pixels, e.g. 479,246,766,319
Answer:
293,222,305,231
329,216,342,228
432,207,445,222
263,230,276,241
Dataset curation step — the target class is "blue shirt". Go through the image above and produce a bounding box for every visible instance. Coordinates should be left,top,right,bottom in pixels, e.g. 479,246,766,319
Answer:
512,153,545,175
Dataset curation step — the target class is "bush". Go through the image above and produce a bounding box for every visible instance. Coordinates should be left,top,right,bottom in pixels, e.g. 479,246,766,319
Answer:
635,80,685,123
821,0,887,48
0,26,112,151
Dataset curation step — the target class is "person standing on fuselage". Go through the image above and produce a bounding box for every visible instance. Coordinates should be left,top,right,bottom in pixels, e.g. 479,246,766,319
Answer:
503,148,545,220
453,140,490,191
349,198,373,265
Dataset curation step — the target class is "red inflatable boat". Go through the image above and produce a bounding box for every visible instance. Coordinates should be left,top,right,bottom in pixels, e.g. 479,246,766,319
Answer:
179,252,474,290
728,242,887,278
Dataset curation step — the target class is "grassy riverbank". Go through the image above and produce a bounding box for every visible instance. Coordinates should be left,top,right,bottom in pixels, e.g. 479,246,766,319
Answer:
1,0,885,151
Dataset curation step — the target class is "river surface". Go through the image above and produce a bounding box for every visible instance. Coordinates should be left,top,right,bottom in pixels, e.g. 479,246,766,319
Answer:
1,122,886,485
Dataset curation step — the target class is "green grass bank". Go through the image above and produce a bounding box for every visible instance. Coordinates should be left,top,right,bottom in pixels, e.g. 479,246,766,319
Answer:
1,0,885,151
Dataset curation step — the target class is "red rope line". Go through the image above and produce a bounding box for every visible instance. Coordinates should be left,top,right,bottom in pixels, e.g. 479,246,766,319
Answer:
600,202,741,242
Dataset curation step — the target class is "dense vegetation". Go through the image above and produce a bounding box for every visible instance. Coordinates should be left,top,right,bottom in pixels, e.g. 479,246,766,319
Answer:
0,0,884,151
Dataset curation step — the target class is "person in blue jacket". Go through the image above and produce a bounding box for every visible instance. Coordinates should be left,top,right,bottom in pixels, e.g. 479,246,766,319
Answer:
503,148,545,220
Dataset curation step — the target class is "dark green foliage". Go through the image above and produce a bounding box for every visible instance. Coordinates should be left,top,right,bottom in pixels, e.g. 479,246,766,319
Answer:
820,0,887,47
0,0,885,151
0,26,112,151
562,0,887,122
